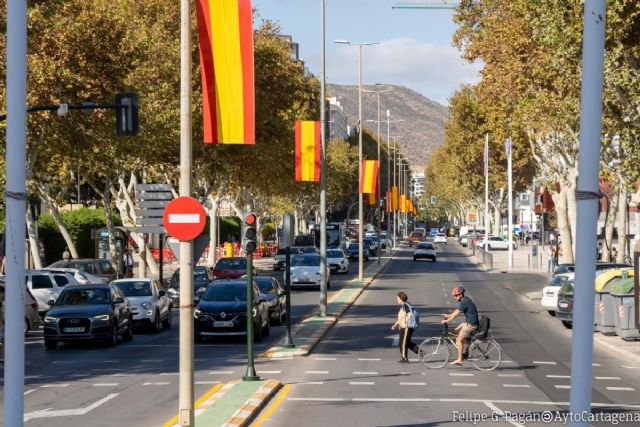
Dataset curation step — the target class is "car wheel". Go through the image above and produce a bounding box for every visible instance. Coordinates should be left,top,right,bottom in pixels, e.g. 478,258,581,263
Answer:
275,308,283,326
44,339,57,350
108,323,118,346
194,333,203,343
433,257,437,262
413,257,417,261
162,311,172,329
123,317,134,341
151,311,161,333
548,310,556,317
561,320,572,329
24,318,30,337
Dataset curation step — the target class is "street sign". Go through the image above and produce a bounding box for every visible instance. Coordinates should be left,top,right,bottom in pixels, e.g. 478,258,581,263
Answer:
163,196,206,241
166,235,210,264
281,214,295,248
467,208,478,224
135,184,175,233
430,196,436,205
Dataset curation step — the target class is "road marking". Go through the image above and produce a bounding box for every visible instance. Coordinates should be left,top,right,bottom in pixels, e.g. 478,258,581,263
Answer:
52,361,75,364
314,357,337,361
24,393,119,422
621,365,640,369
503,384,531,388
358,358,381,361
451,383,477,387
305,371,329,375
142,382,171,386
24,390,35,396
159,373,179,376
554,385,571,389
606,387,635,391
40,384,69,388
592,363,602,367
104,360,120,363
385,334,400,347
533,361,557,365
168,213,200,224
92,383,119,387
257,370,282,374
194,358,206,362
141,359,163,362
299,381,324,385
209,370,234,375
195,381,221,385
400,382,426,386
449,373,474,377
546,375,570,379
498,374,523,377
349,381,374,385
353,371,378,375
595,376,621,380
25,375,43,379
252,384,291,427
484,401,525,427
162,383,224,427
110,373,135,377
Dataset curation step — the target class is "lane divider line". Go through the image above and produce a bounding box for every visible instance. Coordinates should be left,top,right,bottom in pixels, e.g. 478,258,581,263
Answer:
251,384,291,427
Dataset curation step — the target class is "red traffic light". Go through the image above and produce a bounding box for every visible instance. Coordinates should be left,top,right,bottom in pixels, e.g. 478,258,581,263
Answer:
245,213,257,226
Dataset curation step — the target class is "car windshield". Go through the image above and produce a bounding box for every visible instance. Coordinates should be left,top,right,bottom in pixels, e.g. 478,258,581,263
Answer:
547,276,567,286
215,259,246,269
57,288,110,305
256,280,276,295
417,243,434,249
202,285,246,302
559,281,574,296
116,281,152,297
292,256,321,267
301,247,318,253
328,250,344,258
194,269,209,282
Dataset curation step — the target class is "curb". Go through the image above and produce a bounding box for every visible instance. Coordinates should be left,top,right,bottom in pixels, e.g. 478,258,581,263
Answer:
221,379,282,427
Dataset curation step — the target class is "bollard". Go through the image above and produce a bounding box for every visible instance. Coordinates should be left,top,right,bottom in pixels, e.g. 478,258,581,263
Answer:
634,240,640,330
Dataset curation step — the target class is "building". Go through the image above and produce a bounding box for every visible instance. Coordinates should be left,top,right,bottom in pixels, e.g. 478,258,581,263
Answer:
327,97,350,141
410,172,425,199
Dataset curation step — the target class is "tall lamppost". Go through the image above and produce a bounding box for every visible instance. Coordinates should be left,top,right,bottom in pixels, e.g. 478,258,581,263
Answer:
335,39,379,281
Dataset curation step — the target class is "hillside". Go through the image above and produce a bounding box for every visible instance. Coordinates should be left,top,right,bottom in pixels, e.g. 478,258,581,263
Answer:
327,84,449,169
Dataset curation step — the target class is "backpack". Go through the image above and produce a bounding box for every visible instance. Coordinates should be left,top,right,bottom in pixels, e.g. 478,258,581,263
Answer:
405,303,420,329
474,315,490,339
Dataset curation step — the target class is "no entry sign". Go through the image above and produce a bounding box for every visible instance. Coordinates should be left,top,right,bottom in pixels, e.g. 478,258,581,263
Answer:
163,196,206,241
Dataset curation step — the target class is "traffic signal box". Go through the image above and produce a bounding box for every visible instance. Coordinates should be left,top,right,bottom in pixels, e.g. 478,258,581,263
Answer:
242,212,258,253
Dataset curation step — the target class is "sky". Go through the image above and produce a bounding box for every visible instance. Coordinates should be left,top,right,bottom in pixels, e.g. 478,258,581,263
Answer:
252,0,482,105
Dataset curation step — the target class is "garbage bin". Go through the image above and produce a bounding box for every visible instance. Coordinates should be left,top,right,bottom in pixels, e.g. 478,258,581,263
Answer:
610,278,640,339
225,242,233,258
596,278,619,336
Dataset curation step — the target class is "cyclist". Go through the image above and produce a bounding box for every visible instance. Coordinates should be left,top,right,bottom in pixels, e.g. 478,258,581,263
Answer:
441,286,479,366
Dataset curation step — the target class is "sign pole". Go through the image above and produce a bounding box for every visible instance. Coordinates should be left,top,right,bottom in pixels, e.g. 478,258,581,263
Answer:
283,246,295,347
507,137,513,270
243,252,259,380
159,233,164,283
319,0,328,317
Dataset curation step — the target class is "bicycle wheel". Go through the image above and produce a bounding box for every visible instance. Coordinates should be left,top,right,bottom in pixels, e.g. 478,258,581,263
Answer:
418,338,451,369
468,338,502,371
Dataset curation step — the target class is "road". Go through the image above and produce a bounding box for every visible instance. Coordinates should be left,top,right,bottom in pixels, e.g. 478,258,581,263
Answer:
255,242,640,427
0,254,371,427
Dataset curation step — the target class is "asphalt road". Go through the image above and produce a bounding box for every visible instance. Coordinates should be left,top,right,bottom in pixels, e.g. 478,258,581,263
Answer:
0,253,375,427
254,242,640,427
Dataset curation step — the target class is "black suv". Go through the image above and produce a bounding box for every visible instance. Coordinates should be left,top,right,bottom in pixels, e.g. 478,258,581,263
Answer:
43,284,133,349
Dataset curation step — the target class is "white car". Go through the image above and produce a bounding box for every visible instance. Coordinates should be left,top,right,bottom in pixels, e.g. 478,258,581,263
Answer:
0,276,42,336
112,279,172,332
327,249,349,274
541,273,573,315
26,270,80,315
434,233,448,244
480,236,517,250
288,254,330,288
42,267,108,285
413,241,437,262
459,235,469,247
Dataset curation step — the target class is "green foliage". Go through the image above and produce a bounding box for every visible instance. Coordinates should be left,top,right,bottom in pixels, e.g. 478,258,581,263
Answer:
220,217,242,243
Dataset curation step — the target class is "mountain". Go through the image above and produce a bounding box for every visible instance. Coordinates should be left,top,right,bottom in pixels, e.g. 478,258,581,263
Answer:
327,84,449,169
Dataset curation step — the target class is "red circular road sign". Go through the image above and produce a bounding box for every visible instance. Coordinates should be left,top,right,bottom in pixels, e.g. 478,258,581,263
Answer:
163,196,206,241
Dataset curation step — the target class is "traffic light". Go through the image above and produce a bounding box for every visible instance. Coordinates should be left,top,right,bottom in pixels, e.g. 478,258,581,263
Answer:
242,212,258,254
115,92,139,136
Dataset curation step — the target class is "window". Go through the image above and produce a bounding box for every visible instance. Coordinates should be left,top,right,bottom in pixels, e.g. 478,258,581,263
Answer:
53,275,70,287
31,275,53,289
100,262,116,274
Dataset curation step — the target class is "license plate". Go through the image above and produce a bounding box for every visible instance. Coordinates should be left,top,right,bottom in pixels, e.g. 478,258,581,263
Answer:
63,327,85,333
559,302,568,308
213,321,233,327
546,292,555,296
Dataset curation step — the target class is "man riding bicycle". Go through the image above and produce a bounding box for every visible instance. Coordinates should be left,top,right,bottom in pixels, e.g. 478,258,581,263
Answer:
441,286,479,366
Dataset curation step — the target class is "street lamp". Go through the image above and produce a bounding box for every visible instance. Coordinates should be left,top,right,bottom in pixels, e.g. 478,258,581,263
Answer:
335,39,379,281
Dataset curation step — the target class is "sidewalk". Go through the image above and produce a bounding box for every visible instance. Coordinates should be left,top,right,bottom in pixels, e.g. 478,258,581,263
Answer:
470,244,555,274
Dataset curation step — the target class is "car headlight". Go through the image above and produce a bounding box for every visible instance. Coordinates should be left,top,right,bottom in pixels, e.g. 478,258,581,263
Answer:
93,314,110,321
141,301,152,310
44,316,57,323
194,309,202,319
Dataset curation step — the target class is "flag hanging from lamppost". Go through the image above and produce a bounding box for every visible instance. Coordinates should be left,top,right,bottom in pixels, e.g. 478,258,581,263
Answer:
367,190,377,206
391,186,399,211
360,160,379,194
196,0,255,144
294,120,321,182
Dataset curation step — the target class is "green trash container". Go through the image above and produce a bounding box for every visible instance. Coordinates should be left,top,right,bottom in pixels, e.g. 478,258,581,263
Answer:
596,279,618,336
610,278,639,339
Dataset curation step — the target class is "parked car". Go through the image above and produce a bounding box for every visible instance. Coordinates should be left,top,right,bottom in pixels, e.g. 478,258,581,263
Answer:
408,232,425,247
41,267,107,285
43,284,133,349
327,249,349,274
413,241,437,262
553,262,631,276
541,273,572,315
254,276,286,325
434,233,448,244
347,242,369,261
0,276,42,336
25,270,78,316
300,246,319,254
273,247,302,271
168,266,212,305
48,259,117,282
289,254,331,289
112,279,172,332
479,236,517,250
194,280,269,341
555,279,575,329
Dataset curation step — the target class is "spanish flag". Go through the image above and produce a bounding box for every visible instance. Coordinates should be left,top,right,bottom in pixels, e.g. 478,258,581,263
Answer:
196,0,255,144
367,191,377,206
360,160,379,194
391,186,399,211
400,194,407,213
295,120,321,182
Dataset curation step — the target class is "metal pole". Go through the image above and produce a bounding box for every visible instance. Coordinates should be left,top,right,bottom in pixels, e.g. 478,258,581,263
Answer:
159,233,164,283
243,253,259,380
179,0,195,423
507,138,513,270
392,139,397,248
358,44,364,281
569,1,606,424
319,0,328,316
484,133,489,251
386,111,391,249
283,247,294,347
376,91,381,264
4,1,27,425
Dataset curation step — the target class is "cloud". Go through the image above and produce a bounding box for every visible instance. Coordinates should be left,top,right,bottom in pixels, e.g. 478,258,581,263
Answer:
323,38,482,105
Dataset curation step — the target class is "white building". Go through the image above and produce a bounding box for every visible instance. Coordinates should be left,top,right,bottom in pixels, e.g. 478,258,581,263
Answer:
410,172,425,199
327,97,350,141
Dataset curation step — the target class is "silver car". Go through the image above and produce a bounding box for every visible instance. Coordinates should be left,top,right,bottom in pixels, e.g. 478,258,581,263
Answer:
0,276,42,336
112,279,172,332
26,270,79,316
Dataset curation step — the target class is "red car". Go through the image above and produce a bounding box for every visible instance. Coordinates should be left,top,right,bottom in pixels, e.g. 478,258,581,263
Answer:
408,232,425,247
213,257,255,279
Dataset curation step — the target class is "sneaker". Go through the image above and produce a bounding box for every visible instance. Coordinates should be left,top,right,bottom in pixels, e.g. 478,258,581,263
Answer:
397,358,409,363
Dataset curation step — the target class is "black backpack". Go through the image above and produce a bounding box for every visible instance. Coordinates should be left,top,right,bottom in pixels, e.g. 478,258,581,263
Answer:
474,316,490,339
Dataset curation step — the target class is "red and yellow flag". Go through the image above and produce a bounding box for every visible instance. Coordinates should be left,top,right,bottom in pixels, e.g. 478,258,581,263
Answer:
295,120,321,182
360,160,379,194
391,186,399,211
367,190,377,206
196,0,255,144
400,194,407,213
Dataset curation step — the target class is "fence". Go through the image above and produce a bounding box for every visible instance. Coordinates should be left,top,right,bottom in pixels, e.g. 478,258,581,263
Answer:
149,243,278,262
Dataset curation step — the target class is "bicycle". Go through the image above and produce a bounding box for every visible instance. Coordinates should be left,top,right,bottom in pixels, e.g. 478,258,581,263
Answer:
418,323,502,371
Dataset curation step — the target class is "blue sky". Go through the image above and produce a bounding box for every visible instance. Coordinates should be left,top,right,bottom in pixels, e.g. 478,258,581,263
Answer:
252,0,482,105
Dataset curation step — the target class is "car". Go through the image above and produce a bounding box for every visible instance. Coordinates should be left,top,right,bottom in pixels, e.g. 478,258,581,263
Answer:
25,270,79,316
213,257,255,279
194,280,270,342
434,233,448,244
553,262,631,276
41,267,107,285
346,242,369,261
327,249,349,274
413,241,437,262
289,254,331,289
254,276,286,325
43,284,133,349
48,258,118,282
168,266,212,305
273,247,302,271
459,234,469,247
555,279,574,329
0,276,42,336
408,232,424,247
112,279,172,332
541,273,572,315
379,232,389,249
294,235,315,247
299,246,320,254
364,237,378,256
479,236,517,250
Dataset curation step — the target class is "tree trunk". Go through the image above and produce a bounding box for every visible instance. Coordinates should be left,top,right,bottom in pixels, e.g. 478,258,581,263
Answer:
565,169,578,257
207,194,221,266
101,179,121,279
616,189,628,263
603,188,619,262
552,187,574,264
492,188,505,236
25,202,43,269
34,183,79,258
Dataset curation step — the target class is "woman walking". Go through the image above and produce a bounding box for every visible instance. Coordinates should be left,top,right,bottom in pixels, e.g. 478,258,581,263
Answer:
391,291,418,363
